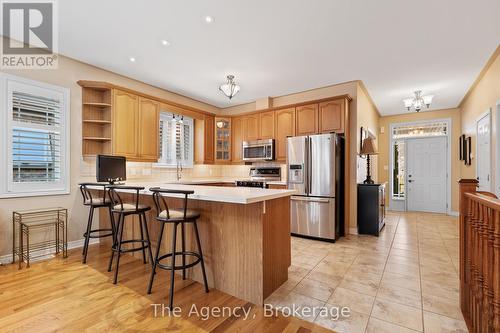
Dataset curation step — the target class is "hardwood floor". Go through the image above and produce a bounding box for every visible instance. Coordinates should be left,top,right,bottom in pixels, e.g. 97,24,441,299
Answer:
0,244,333,333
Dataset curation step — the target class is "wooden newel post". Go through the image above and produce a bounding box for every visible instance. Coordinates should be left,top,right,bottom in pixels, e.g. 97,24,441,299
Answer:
458,179,478,325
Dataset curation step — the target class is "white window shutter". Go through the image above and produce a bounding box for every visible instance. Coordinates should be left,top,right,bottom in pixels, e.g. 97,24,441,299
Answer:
1,74,70,197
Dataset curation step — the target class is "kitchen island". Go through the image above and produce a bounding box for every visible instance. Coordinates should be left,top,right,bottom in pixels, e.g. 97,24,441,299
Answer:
95,182,295,305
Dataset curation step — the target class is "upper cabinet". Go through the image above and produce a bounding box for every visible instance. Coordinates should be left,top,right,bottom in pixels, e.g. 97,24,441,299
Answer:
138,97,159,161
319,100,344,133
215,117,231,163
296,103,319,135
113,91,160,161
231,116,244,163
204,115,215,164
244,114,260,141
113,89,139,158
79,81,350,165
275,108,295,161
259,111,275,140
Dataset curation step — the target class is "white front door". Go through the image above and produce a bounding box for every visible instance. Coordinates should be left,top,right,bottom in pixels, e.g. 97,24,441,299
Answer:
407,136,447,213
476,113,491,192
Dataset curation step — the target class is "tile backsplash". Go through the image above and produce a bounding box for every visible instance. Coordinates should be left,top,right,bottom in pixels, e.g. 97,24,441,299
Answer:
80,158,286,182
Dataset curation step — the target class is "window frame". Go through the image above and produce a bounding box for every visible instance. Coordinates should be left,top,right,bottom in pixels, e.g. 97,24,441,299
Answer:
0,74,70,198
154,111,194,169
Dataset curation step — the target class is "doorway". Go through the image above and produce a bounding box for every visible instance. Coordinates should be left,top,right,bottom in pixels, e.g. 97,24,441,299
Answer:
476,111,492,192
389,119,451,214
406,136,447,213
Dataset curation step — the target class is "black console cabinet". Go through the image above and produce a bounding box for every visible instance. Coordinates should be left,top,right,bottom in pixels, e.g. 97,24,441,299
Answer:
357,183,386,236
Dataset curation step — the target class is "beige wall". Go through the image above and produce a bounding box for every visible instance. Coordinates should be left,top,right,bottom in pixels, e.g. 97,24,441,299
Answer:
354,82,381,232
459,45,500,186
377,108,462,212
0,50,219,257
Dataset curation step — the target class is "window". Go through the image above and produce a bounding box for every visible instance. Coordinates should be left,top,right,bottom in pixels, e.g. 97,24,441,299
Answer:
157,112,194,168
0,74,70,197
392,121,447,139
393,140,405,199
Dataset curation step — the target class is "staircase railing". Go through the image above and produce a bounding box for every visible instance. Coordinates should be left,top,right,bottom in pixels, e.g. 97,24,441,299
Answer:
458,179,500,332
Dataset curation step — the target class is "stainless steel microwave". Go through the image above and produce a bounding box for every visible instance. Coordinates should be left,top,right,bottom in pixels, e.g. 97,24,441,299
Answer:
243,139,275,161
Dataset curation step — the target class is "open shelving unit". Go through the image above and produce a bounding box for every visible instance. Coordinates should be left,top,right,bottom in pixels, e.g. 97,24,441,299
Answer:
81,83,113,156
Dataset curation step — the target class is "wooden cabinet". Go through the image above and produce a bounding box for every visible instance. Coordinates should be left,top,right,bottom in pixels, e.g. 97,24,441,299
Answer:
296,104,318,135
259,111,275,139
138,97,159,161
204,115,215,164
113,92,160,161
319,100,344,133
275,108,295,161
268,184,287,189
232,116,244,163
113,89,139,158
244,114,260,141
215,117,231,163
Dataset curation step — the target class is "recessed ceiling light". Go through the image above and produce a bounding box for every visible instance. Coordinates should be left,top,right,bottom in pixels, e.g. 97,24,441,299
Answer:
129,57,136,62
205,16,214,23
161,40,170,46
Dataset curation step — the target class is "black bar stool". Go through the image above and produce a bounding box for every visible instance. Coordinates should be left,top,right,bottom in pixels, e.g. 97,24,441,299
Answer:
107,185,154,284
79,183,116,264
147,187,209,309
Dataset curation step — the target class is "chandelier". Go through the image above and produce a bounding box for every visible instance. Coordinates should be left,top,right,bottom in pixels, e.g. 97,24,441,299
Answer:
219,75,240,100
403,90,434,112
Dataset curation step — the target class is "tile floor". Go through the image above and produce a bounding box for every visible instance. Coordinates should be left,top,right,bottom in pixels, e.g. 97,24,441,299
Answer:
265,211,469,333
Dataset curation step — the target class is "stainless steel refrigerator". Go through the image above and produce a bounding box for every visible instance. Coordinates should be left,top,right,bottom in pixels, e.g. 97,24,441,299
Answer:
287,133,344,241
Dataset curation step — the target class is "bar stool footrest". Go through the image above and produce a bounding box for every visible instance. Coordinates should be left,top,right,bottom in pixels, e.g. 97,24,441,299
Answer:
84,228,114,239
112,239,150,254
156,251,202,271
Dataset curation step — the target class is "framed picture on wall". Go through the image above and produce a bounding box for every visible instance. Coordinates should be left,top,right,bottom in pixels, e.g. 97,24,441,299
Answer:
467,136,472,166
459,135,464,160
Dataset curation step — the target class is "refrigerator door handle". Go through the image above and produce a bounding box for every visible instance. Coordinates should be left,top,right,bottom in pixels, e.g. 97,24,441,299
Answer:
308,136,313,194
304,137,309,194
291,196,330,203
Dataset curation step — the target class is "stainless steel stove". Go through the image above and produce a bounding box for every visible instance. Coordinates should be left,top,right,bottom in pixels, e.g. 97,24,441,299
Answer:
235,166,281,188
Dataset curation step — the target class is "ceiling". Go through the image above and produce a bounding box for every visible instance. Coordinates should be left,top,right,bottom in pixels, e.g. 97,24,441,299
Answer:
59,0,500,115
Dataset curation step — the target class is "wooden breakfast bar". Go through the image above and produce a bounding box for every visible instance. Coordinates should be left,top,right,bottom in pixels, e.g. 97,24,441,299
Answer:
94,182,295,305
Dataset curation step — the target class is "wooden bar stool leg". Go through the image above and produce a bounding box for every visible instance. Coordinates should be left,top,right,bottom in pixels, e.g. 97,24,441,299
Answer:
193,220,209,293
169,222,178,309
82,206,94,261
138,214,147,264
181,222,186,280
141,213,154,266
147,222,165,294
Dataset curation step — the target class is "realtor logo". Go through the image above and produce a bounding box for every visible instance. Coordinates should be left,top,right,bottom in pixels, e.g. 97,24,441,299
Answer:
1,0,58,69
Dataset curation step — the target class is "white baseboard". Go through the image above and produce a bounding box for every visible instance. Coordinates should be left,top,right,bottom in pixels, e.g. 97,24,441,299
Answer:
0,238,99,265
448,211,459,217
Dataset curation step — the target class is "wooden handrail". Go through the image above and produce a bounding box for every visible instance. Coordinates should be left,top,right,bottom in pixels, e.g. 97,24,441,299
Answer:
465,192,500,210
458,179,500,333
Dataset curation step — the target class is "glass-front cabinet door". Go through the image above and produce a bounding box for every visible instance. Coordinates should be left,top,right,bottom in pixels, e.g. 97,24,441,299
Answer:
215,117,231,162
